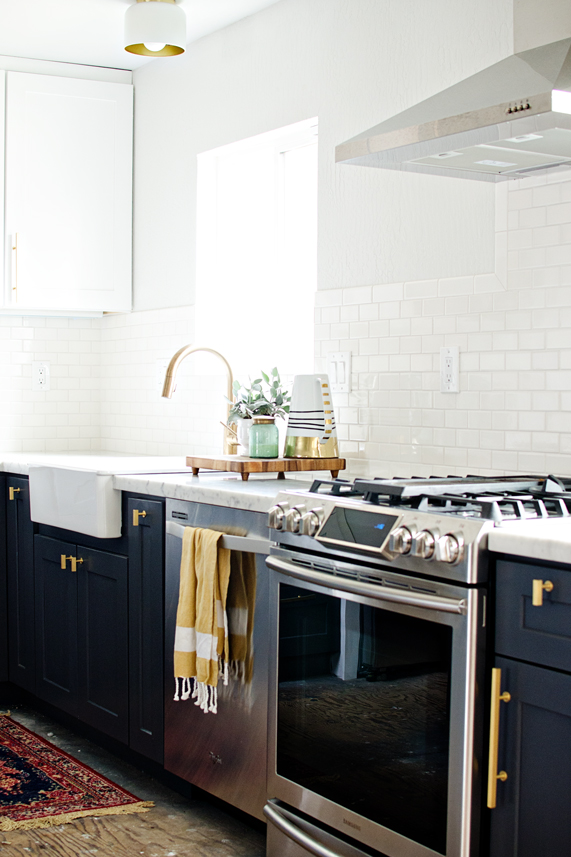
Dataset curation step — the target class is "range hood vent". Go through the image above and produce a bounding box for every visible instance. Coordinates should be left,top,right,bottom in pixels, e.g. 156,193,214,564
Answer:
336,38,571,181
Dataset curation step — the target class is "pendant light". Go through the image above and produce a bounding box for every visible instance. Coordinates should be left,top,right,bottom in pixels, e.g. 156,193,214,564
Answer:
124,0,186,57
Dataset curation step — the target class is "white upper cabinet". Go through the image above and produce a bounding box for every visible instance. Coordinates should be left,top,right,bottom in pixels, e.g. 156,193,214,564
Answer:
4,72,133,314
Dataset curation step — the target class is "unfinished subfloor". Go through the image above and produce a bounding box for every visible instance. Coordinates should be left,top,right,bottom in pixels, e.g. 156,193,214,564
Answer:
0,700,266,857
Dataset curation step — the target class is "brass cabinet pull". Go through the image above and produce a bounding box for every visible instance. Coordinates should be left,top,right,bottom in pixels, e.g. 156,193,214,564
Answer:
133,509,147,527
8,486,21,501
487,667,511,809
61,555,84,572
532,579,554,606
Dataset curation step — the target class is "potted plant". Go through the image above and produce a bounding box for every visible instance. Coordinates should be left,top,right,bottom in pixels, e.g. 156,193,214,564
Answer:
227,368,290,455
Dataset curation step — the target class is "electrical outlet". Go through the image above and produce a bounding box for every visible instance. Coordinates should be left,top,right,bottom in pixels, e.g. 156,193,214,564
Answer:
32,361,50,392
440,347,459,393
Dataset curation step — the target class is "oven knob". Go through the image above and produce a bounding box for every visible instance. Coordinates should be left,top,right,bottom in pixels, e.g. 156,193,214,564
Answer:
435,533,464,564
388,526,413,555
300,507,324,536
268,503,289,530
412,530,436,560
284,505,306,533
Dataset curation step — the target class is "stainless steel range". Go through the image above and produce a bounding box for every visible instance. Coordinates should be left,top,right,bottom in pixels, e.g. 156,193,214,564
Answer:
263,474,571,857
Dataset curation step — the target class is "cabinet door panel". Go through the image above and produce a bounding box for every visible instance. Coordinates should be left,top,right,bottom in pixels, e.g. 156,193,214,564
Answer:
489,657,571,857
34,535,78,714
128,497,164,762
0,475,7,682
7,477,35,691
495,559,571,671
77,546,128,743
5,72,132,313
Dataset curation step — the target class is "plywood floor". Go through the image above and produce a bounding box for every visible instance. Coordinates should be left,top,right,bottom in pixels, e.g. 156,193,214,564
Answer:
0,701,266,857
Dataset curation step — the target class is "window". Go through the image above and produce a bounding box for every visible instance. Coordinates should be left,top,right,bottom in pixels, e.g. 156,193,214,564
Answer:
195,118,318,380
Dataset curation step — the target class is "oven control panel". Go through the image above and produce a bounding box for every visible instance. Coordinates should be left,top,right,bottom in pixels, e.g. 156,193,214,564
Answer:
268,498,470,567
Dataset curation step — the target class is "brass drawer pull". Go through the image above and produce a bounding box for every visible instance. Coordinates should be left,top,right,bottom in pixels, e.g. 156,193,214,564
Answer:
61,555,84,572
532,579,554,606
487,667,511,809
133,509,147,527
8,486,21,501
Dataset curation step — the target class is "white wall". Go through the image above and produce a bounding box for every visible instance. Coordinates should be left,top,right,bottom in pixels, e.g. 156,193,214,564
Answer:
5,0,571,477
0,316,101,452
131,0,513,311
317,171,571,478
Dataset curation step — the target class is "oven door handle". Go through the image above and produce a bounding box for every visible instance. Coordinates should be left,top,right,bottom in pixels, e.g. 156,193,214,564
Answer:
266,556,467,614
264,802,346,857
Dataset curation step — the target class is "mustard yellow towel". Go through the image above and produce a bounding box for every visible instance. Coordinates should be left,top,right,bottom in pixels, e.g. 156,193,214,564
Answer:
227,551,257,685
173,527,231,713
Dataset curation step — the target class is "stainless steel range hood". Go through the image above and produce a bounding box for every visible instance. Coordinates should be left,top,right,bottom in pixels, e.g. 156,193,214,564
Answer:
336,38,571,181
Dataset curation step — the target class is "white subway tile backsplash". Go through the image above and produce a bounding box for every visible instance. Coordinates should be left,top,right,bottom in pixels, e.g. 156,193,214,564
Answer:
312,172,571,476
2,170,571,473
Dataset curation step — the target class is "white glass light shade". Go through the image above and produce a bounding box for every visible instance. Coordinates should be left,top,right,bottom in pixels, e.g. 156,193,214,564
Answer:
125,0,186,57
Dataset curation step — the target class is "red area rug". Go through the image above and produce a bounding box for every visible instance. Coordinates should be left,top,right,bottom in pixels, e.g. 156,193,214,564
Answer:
0,714,153,831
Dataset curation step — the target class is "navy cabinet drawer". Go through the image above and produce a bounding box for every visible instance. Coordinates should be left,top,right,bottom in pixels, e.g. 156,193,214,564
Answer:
495,559,571,671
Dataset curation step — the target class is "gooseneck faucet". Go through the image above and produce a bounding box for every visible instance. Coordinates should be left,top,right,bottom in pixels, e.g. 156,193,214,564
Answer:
161,345,235,455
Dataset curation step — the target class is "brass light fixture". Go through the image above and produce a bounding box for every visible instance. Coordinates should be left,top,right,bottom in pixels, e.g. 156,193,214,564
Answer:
124,0,186,58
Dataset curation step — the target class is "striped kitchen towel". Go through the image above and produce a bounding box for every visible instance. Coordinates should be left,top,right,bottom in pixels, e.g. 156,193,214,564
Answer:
173,527,231,713
227,550,257,685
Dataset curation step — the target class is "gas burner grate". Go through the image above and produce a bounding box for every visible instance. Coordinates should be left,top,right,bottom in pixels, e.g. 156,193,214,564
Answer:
416,492,570,522
308,478,364,497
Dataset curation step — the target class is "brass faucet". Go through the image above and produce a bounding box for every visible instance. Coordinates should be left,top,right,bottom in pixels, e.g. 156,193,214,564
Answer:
161,345,237,455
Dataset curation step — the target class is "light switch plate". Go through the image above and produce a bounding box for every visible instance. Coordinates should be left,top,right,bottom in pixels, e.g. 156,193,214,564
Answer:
327,351,352,393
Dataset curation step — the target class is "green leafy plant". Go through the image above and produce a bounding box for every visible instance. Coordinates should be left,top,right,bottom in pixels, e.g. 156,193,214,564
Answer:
227,368,291,421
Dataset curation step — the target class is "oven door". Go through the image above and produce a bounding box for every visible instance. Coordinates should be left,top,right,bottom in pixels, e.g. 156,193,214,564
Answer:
266,553,485,857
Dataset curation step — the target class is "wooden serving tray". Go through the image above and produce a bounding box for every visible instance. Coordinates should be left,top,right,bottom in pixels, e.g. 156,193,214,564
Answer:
186,455,346,481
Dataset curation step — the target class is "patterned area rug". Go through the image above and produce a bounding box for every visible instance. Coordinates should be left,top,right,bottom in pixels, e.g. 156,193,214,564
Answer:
0,714,153,831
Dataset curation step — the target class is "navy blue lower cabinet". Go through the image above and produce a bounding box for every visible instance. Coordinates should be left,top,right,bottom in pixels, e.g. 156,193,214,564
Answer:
127,496,164,763
489,656,571,857
34,534,129,744
6,476,36,692
0,474,7,682
495,559,571,672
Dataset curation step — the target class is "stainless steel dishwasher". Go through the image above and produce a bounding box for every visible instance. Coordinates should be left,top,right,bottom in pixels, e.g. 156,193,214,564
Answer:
164,498,270,821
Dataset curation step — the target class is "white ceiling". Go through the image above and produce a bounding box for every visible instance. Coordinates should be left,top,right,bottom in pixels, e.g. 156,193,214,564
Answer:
0,0,282,71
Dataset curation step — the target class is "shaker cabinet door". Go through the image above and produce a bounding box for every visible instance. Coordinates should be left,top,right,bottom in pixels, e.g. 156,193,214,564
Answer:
34,534,78,713
77,546,129,743
489,657,571,857
0,475,7,682
127,496,165,762
6,476,36,692
4,72,132,313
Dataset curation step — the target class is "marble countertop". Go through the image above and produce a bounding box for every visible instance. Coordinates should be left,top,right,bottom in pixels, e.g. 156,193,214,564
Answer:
489,518,571,565
0,452,191,476
113,471,312,513
0,452,313,514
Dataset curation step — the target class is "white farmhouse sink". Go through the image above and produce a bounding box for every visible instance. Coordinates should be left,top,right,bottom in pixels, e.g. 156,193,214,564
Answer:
29,465,122,539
